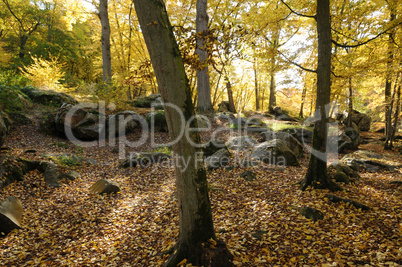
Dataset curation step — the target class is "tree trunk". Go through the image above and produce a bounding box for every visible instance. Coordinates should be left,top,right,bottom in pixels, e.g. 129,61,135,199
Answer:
391,84,401,147
300,0,342,192
226,79,236,113
268,71,276,113
299,85,307,118
347,77,353,128
254,59,260,111
196,0,213,111
132,1,233,266
384,6,396,149
99,0,112,84
386,75,400,148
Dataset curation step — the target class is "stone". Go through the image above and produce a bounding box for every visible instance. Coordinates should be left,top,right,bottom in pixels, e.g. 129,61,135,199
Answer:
244,126,271,134
146,110,168,132
194,115,210,129
89,179,121,194
340,150,400,171
229,117,247,129
216,112,235,122
226,136,258,151
272,106,283,116
328,163,360,181
299,206,324,222
39,161,61,188
329,131,352,153
250,140,300,166
205,149,231,169
55,103,105,141
260,131,303,157
108,111,141,137
130,94,163,109
280,128,313,144
0,196,23,236
344,127,360,149
217,101,230,112
202,139,227,158
0,156,28,189
20,86,77,106
59,171,80,181
348,110,371,131
332,172,352,184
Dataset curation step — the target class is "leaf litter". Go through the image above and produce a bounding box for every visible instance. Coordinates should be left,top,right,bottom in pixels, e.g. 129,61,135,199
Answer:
0,122,401,266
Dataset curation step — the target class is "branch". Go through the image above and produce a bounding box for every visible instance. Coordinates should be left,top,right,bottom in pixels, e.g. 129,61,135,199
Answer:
277,49,317,73
2,0,25,31
279,0,316,20
278,28,300,48
332,20,402,48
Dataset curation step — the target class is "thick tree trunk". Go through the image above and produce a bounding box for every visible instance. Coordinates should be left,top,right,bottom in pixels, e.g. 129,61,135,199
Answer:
300,0,341,192
99,0,112,84
132,1,233,266
196,0,213,111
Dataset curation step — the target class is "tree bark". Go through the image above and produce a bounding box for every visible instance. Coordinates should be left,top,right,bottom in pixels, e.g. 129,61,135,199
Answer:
226,79,236,113
300,0,342,192
254,59,260,111
268,71,276,112
132,1,233,266
390,84,401,147
299,85,307,118
99,0,112,84
384,4,396,149
196,0,213,111
347,77,353,128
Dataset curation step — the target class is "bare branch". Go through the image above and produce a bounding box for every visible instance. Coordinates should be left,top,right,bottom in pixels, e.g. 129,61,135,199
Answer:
2,0,26,31
277,49,317,73
279,0,316,20
278,28,300,48
332,20,402,48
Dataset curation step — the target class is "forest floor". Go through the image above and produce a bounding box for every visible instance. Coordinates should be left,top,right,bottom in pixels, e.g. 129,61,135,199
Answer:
0,107,401,267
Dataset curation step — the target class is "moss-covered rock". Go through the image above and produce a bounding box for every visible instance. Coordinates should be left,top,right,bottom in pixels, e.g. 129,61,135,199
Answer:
251,140,300,166
146,110,167,132
20,86,77,106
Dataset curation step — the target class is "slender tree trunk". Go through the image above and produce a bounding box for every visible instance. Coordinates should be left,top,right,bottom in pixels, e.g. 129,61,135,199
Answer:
196,0,213,111
212,68,223,106
299,85,307,118
261,82,266,111
347,77,353,127
226,79,236,113
384,6,396,148
300,0,342,192
99,0,112,84
254,59,260,111
268,71,276,112
132,1,233,266
391,84,401,147
385,75,400,148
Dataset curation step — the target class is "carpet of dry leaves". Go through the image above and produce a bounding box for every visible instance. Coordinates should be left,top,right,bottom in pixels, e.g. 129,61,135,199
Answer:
0,116,401,266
